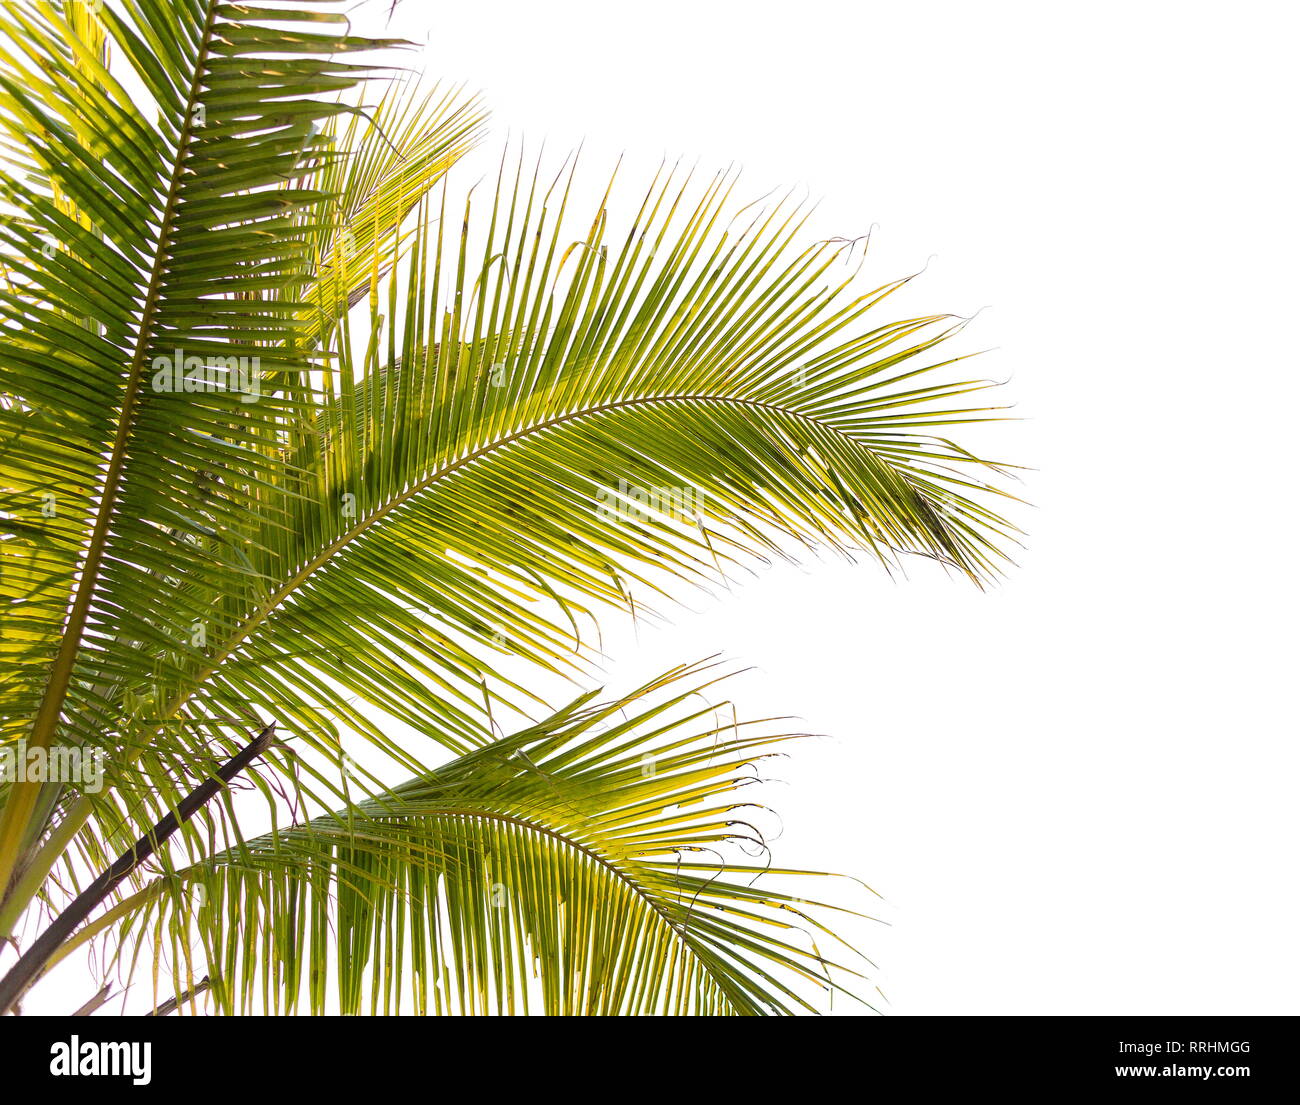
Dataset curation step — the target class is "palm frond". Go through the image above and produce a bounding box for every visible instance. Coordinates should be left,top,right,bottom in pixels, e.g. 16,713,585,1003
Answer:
164,156,1021,790
0,0,400,897
84,663,876,1015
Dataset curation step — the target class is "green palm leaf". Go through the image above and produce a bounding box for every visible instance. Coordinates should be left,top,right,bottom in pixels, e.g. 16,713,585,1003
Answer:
172,157,1019,777
0,0,399,894
69,663,875,1016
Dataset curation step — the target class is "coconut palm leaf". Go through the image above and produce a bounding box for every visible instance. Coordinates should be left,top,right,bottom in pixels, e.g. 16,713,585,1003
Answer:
64,663,876,1016
0,0,401,898
168,155,1021,784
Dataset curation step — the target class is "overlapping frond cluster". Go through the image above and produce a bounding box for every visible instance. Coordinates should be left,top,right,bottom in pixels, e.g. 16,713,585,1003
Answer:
0,0,1018,1016
102,665,875,1015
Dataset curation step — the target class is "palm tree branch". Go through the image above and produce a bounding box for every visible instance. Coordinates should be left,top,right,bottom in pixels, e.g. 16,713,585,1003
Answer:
73,665,875,1015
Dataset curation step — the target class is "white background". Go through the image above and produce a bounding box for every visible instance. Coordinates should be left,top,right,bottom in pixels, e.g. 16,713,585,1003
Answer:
379,0,1300,1014
22,0,1300,1014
